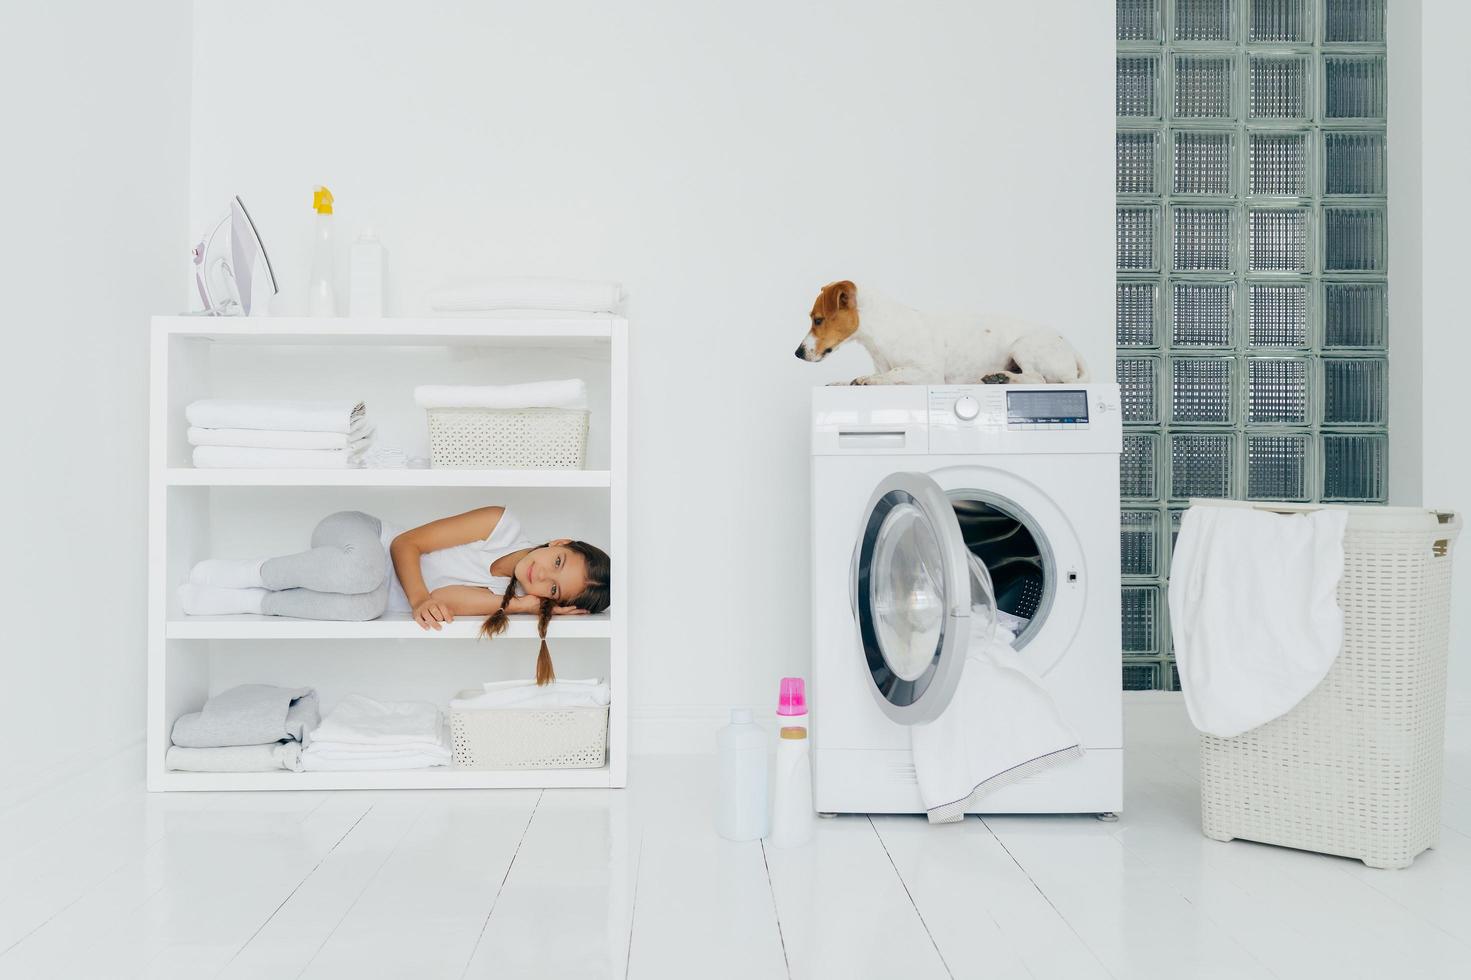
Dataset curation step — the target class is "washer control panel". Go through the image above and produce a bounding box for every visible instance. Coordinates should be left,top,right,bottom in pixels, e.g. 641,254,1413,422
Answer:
1002,388,1090,429
927,384,1119,455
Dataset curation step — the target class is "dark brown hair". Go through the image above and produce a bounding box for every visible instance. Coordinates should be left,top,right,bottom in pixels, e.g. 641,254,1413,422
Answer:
479,541,611,685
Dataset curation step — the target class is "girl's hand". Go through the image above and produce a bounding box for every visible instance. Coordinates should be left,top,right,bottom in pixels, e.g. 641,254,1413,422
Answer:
413,596,455,631
505,594,589,616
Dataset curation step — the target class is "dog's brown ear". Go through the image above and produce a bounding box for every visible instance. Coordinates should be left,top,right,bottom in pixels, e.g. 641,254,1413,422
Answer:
834,280,856,310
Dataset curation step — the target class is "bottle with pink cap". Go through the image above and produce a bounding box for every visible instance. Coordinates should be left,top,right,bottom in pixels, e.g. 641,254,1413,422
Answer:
769,676,815,847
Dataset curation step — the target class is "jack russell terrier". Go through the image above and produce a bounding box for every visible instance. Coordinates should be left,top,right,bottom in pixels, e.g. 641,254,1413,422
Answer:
794,280,1089,385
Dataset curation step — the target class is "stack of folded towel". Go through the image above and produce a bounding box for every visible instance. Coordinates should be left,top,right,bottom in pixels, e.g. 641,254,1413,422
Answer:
412,378,588,412
450,678,610,711
300,694,451,771
185,399,372,468
166,684,319,772
427,276,622,315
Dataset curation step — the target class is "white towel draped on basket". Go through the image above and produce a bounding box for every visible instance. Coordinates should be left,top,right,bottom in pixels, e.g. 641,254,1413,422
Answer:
412,379,588,411
185,399,366,434
1169,505,1348,738
428,277,622,314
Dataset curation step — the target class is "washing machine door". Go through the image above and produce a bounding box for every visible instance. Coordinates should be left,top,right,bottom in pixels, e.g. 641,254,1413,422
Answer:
852,472,972,726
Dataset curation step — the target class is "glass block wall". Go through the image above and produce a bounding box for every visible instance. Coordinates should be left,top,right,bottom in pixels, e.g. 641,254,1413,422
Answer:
1116,0,1388,691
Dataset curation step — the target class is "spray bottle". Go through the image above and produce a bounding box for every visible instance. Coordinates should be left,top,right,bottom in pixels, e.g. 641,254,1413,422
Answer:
769,676,815,847
307,186,337,317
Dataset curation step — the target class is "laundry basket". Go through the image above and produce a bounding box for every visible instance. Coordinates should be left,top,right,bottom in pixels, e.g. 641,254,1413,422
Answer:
427,407,589,469
1195,500,1461,869
449,691,608,770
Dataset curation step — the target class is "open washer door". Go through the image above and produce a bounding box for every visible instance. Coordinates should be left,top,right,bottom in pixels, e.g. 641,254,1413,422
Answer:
852,472,972,725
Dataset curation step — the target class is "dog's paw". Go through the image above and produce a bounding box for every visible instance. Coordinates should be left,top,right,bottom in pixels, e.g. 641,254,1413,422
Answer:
825,380,852,387
981,372,1013,385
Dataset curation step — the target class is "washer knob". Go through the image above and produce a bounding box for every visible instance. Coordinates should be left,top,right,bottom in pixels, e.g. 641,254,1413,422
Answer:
953,395,980,421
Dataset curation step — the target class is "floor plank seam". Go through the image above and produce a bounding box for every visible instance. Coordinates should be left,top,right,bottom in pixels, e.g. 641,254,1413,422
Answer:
1100,814,1290,980
758,839,791,980
216,802,376,976
294,801,433,979
980,817,1119,980
867,816,954,980
0,823,177,963
458,789,544,980
621,830,645,980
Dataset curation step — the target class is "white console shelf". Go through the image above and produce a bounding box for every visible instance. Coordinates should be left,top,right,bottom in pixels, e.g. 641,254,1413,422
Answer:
147,315,628,791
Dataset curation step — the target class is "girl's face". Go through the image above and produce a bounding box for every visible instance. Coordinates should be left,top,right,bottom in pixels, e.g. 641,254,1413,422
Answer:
515,540,589,604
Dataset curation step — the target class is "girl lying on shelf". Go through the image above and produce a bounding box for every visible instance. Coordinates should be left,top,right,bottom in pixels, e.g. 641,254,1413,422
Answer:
179,507,610,682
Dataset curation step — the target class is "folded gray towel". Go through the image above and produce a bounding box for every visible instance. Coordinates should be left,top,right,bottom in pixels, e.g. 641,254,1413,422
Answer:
166,742,303,772
170,685,319,748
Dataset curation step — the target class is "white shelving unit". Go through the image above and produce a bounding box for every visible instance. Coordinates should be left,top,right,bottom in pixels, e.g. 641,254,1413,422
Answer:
147,315,628,791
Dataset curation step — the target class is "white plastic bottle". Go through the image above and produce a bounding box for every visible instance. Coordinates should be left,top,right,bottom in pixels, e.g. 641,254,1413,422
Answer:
349,228,385,317
715,708,769,841
769,677,815,848
307,186,337,317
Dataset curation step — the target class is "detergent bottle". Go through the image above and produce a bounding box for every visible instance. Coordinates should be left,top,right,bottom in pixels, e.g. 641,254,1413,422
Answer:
769,677,815,847
715,708,769,841
307,186,337,317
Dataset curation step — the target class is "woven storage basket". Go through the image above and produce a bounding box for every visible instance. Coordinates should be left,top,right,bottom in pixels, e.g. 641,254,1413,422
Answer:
427,407,588,469
450,692,608,770
1194,500,1462,869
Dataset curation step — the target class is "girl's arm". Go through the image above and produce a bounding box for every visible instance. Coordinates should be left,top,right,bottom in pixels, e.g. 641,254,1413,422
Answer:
389,506,506,610
414,585,589,631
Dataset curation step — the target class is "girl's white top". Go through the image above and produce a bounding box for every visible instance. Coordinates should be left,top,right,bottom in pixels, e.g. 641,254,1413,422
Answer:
382,509,535,614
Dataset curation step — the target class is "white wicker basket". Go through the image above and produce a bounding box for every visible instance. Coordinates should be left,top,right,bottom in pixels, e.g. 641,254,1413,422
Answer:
450,692,608,770
1194,500,1461,869
427,407,589,469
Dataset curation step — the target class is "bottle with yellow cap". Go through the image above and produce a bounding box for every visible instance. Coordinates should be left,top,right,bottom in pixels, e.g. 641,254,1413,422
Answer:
307,185,337,317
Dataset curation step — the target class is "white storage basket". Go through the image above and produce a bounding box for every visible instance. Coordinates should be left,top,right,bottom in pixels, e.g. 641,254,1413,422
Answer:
450,691,608,770
1195,500,1461,869
427,407,589,469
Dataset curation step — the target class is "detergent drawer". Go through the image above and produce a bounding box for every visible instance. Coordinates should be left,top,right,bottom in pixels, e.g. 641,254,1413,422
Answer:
811,385,928,455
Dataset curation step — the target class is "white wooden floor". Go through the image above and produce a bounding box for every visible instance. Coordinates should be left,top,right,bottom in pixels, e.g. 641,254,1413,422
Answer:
3,697,1470,980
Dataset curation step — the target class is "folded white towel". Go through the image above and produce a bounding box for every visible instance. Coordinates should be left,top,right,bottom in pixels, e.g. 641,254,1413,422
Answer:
185,399,367,434
450,678,610,711
300,749,449,771
1169,504,1348,738
191,446,366,469
187,422,372,450
309,694,444,748
166,742,303,773
428,277,622,314
413,379,588,411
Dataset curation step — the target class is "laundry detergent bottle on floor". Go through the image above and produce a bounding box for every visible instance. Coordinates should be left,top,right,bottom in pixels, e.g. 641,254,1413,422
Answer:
715,708,769,841
769,677,815,847
307,185,337,317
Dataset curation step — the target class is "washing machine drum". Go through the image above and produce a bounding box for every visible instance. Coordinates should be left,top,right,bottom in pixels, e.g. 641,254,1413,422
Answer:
852,472,1005,726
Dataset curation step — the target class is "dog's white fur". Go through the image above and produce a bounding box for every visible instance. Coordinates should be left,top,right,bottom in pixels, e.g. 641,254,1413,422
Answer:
799,286,1090,386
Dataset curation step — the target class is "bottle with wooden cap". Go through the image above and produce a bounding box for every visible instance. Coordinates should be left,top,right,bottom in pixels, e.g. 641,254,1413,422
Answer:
769,677,814,847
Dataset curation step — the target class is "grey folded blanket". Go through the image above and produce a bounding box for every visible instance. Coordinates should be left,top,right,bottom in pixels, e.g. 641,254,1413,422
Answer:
171,685,319,748
166,742,303,772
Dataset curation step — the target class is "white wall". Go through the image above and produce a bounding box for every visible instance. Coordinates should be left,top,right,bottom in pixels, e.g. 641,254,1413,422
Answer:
0,1,192,799
1416,1,1471,699
1387,0,1471,700
188,1,1115,725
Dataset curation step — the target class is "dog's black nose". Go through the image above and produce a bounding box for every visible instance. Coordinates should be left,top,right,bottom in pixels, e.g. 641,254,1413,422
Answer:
794,346,807,360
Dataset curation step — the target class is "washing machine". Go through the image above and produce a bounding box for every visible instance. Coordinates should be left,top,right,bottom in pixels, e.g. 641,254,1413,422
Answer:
810,383,1123,814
